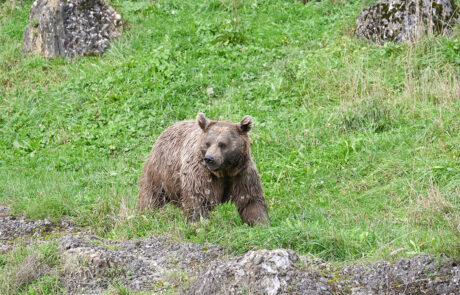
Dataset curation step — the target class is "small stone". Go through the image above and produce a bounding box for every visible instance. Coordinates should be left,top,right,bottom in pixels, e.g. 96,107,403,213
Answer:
206,87,215,97
253,255,263,265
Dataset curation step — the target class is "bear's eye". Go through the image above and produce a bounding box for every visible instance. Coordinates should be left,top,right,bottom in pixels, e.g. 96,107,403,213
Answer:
218,142,226,149
206,142,211,148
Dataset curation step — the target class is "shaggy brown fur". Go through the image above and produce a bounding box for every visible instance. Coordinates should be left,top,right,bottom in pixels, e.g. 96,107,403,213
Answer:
138,113,270,225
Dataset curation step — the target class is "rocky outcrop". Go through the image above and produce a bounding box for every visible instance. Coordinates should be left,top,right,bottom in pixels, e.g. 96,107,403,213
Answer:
340,255,460,294
185,249,299,295
58,234,225,294
1,208,459,294
187,250,460,295
23,0,122,58
355,0,459,43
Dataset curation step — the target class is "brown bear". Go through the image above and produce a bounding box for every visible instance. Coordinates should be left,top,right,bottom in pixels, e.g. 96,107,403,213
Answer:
138,113,270,226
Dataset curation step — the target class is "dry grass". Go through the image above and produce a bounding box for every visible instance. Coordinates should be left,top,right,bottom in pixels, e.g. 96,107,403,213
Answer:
408,180,459,231
0,252,52,294
0,242,61,294
402,64,460,106
14,254,46,287
335,36,459,111
401,38,460,107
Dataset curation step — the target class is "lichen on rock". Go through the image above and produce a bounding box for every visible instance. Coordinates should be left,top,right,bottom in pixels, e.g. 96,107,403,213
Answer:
23,0,122,58
185,249,299,295
355,0,459,43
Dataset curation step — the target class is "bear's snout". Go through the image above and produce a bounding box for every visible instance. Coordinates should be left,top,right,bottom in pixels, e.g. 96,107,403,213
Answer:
204,155,215,165
204,154,221,170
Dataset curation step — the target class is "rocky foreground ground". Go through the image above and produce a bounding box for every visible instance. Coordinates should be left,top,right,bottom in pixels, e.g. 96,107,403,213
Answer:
1,206,459,294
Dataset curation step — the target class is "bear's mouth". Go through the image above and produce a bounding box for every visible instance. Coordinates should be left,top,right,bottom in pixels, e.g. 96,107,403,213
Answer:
204,162,220,171
203,158,222,171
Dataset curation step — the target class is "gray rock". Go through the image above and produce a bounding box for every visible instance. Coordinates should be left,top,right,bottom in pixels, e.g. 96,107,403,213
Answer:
185,249,299,295
185,250,460,294
340,255,460,294
0,206,57,253
58,233,226,294
23,0,122,58
355,0,459,43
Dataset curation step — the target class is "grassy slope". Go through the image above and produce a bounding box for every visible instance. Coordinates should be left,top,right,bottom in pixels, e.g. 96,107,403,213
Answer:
1,0,459,261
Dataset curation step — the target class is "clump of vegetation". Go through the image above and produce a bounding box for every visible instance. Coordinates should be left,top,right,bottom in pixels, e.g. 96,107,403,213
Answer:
0,243,62,294
338,97,396,133
0,0,459,262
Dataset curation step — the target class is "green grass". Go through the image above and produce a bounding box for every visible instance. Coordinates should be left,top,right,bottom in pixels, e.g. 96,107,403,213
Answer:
1,0,459,262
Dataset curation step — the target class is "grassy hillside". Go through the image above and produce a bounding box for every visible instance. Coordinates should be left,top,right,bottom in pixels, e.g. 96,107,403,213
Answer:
1,0,459,262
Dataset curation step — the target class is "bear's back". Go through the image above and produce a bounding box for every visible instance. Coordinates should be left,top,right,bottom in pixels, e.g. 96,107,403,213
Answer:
147,120,201,201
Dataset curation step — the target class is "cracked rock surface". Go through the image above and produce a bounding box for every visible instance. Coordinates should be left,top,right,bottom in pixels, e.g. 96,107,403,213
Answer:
1,207,459,294
188,251,460,295
23,0,122,58
339,255,460,295
185,249,299,295
59,233,225,294
355,0,459,43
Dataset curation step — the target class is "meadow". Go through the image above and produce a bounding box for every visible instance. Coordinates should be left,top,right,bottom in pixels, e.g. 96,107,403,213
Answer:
1,0,459,262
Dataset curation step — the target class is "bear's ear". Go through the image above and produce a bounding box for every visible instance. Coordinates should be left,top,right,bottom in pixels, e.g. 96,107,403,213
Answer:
197,112,209,131
238,115,253,133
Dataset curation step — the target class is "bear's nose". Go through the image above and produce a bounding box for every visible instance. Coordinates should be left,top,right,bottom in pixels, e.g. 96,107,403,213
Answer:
204,155,215,165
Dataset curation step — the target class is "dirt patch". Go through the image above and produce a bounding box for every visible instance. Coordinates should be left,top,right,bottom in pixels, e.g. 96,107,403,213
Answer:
0,207,459,294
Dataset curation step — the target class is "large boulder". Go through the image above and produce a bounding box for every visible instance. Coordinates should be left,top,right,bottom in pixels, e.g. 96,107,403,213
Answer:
23,0,122,58
355,0,459,43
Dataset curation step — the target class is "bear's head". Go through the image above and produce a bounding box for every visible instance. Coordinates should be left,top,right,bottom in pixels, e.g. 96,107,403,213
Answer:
197,113,252,178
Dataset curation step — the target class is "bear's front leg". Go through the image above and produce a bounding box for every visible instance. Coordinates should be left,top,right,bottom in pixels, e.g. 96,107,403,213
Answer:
180,167,219,222
181,192,210,222
240,200,270,226
231,165,270,226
